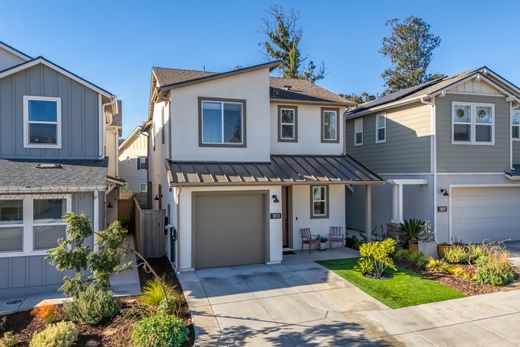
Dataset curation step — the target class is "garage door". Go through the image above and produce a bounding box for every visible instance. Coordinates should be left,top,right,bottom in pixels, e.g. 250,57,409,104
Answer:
192,191,267,268
452,187,520,243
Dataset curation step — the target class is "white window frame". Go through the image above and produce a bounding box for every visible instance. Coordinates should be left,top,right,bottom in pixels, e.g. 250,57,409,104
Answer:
452,101,495,145
201,100,244,145
311,185,328,218
512,109,520,141
322,109,338,142
375,113,386,144
23,96,62,149
279,107,297,141
0,194,71,258
354,118,363,146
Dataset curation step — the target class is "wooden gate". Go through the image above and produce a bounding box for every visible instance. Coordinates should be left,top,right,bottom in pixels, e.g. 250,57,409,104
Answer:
134,197,166,258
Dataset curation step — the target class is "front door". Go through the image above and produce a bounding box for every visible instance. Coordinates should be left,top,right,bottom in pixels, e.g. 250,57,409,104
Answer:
282,186,290,248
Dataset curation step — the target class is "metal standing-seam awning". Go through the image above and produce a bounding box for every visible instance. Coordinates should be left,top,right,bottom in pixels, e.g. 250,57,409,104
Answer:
165,154,383,187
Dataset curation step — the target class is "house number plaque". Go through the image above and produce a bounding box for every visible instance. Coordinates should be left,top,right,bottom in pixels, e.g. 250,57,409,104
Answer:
270,213,282,219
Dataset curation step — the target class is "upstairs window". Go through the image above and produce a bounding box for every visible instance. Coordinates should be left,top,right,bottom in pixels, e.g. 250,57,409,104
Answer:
376,113,386,143
452,102,494,144
321,108,339,143
278,106,297,142
24,96,61,148
354,118,363,146
200,98,245,146
513,110,520,140
137,156,147,170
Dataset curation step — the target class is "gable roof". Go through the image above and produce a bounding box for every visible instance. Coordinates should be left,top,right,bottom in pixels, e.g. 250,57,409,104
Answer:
119,122,146,152
0,56,114,98
0,40,32,61
270,77,354,106
347,66,520,117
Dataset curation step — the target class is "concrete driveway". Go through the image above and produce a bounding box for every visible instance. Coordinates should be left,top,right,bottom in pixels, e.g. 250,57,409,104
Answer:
179,248,520,346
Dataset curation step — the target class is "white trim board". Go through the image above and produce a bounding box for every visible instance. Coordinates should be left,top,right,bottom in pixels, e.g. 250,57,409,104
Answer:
23,95,62,149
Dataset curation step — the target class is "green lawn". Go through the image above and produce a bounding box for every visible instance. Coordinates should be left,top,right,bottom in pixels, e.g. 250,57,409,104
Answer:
317,258,464,308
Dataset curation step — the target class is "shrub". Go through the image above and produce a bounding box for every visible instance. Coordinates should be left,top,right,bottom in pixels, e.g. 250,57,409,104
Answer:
474,250,515,286
63,284,120,325
443,245,469,264
394,249,412,262
29,321,77,347
31,303,57,324
131,315,189,347
467,244,488,264
356,238,397,278
0,332,17,347
394,249,429,270
140,277,181,316
426,258,451,273
400,218,425,244
345,235,362,250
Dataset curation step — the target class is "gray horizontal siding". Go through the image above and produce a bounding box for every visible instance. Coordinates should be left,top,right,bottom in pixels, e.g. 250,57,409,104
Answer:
346,102,431,173
513,141,520,165
0,64,100,159
0,192,98,298
436,94,510,172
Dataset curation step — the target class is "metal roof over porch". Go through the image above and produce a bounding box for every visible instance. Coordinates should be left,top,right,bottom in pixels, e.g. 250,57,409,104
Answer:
165,155,383,187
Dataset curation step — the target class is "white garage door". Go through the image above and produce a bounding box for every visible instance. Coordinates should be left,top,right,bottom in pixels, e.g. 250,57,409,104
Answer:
452,187,520,243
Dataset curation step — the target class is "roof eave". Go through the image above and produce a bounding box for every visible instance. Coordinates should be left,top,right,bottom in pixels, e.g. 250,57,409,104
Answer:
270,97,353,107
346,95,430,118
168,180,384,187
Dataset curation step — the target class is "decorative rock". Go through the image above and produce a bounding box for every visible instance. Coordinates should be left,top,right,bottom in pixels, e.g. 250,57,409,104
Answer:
86,340,101,347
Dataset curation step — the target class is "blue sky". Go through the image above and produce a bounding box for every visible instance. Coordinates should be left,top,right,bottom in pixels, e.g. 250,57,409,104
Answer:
1,0,519,137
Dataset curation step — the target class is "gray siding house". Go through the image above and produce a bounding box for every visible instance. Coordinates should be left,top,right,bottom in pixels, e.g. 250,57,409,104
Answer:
346,67,520,244
0,41,123,298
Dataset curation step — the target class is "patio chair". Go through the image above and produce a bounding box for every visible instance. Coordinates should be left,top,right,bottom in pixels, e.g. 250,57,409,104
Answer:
329,226,345,249
300,228,320,254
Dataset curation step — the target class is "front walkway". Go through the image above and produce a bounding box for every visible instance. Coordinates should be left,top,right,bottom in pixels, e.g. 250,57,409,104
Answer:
179,248,520,346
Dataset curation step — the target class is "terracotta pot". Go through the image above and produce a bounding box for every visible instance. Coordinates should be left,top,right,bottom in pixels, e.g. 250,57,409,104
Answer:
437,244,452,259
408,242,419,253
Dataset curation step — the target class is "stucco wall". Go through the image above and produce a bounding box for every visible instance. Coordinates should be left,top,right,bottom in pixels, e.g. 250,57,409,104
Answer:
169,68,271,162
270,103,345,155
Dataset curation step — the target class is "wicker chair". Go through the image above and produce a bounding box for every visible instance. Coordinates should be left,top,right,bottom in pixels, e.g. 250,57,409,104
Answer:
329,226,345,249
300,228,319,254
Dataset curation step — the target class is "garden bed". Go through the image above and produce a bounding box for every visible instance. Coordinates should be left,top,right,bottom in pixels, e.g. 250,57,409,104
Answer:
0,256,194,346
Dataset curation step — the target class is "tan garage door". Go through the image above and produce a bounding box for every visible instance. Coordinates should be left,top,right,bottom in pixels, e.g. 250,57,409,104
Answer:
452,187,520,243
192,191,267,268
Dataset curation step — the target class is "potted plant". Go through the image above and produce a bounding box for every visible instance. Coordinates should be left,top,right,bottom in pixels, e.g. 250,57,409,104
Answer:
400,218,425,253
437,242,453,259
319,236,328,251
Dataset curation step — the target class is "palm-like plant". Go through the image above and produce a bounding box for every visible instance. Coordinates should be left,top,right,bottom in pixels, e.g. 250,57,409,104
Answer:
400,218,425,245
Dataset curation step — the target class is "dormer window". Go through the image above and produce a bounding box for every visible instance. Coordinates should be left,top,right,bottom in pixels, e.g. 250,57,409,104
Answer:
23,96,61,149
199,97,245,147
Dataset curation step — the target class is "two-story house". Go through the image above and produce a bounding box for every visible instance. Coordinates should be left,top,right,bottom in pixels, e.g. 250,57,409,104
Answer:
0,41,123,298
346,66,520,244
146,61,382,271
119,124,148,194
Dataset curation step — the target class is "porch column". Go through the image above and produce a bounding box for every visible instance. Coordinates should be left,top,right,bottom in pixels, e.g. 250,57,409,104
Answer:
391,183,404,224
365,185,372,240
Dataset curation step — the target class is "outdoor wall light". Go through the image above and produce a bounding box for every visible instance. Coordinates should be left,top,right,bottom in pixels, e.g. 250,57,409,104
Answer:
107,202,113,208
440,188,449,197
272,194,279,203
154,194,162,201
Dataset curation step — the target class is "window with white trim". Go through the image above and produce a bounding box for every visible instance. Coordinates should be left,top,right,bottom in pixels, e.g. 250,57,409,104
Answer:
513,110,520,140
354,118,363,146
375,113,386,143
23,96,61,148
0,195,70,256
200,99,244,145
137,156,147,170
452,102,494,144
322,108,339,142
311,186,328,218
279,107,297,141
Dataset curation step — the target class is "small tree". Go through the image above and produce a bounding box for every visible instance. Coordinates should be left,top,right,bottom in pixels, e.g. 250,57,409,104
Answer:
48,212,130,297
357,238,397,279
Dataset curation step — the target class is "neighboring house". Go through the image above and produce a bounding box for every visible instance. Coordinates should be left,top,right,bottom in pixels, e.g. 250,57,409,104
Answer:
345,66,520,243
119,124,148,194
146,61,382,271
0,41,123,297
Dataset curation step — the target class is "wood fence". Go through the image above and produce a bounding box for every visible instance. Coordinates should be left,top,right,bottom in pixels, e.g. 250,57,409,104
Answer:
134,197,166,258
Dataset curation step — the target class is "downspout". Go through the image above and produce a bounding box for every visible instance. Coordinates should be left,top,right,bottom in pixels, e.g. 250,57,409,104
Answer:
420,96,437,242
511,101,520,170
101,96,118,159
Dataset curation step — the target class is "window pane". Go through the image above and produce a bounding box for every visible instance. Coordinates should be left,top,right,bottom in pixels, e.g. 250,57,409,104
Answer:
513,111,520,125
34,225,66,250
513,126,520,139
313,186,325,201
281,124,294,139
0,200,23,225
378,128,386,141
28,100,57,122
29,123,57,144
34,199,65,223
355,132,363,144
476,125,492,142
377,115,385,128
454,124,471,142
281,109,294,123
223,103,242,143
454,105,471,123
202,102,222,143
476,106,492,124
323,111,337,140
313,202,326,216
0,227,23,251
